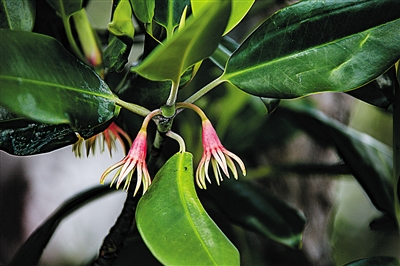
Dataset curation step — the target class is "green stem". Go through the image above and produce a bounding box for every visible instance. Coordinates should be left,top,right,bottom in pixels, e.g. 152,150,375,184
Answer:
184,76,225,104
166,131,186,152
393,70,400,227
62,17,86,63
176,102,208,121
114,98,151,117
166,81,179,106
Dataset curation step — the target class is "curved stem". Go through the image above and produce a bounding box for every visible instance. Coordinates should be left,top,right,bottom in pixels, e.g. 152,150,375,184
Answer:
141,109,162,130
184,76,225,104
176,102,208,121
166,131,186,152
114,98,151,117
166,81,179,106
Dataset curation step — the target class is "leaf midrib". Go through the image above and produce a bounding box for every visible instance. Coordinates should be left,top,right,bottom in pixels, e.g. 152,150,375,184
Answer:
0,75,114,99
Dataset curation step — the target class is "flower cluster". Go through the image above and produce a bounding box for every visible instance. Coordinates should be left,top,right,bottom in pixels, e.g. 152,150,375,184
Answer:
99,103,246,196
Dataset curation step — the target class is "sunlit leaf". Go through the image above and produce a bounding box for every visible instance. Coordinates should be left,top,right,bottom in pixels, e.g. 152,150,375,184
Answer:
0,0,36,31
191,0,254,35
0,30,118,136
222,0,400,98
136,152,239,265
108,0,134,39
154,0,189,37
131,0,231,85
130,0,155,24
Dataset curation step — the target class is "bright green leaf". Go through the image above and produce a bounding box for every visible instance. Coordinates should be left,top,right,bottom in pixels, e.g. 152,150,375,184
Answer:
136,152,239,266
131,0,231,85
108,0,134,39
154,0,189,37
0,30,118,135
0,0,36,31
222,0,400,98
130,0,155,24
191,0,254,35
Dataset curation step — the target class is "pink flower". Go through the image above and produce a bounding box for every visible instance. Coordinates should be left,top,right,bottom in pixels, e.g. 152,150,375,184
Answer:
100,129,151,196
196,119,246,189
72,122,132,157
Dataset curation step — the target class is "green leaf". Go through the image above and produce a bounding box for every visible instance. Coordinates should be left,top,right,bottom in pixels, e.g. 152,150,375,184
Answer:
280,104,396,222
154,0,189,37
191,0,254,35
0,30,118,135
108,0,134,39
103,34,131,72
136,152,239,266
344,256,400,266
222,0,400,98
346,66,397,109
131,0,231,85
8,185,114,266
130,0,155,24
0,0,36,31
202,178,306,248
46,0,82,19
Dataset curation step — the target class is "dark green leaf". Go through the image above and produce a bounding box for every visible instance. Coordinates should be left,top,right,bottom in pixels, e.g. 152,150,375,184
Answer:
223,0,400,98
0,0,36,31
0,30,118,135
8,185,115,266
280,104,395,221
0,117,78,155
46,0,82,19
202,178,306,248
260,98,280,114
344,256,400,266
136,152,239,265
131,0,231,84
347,66,397,109
154,0,189,37
130,0,155,24
103,34,131,72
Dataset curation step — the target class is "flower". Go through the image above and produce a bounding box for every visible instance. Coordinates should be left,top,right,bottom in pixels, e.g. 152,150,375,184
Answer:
196,119,246,189
100,129,151,196
72,122,132,157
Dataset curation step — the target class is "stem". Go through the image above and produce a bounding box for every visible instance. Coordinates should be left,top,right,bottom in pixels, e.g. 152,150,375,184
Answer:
166,131,186,152
141,109,162,130
393,69,400,227
62,16,86,63
166,81,179,106
176,102,208,121
184,76,225,104
114,98,151,117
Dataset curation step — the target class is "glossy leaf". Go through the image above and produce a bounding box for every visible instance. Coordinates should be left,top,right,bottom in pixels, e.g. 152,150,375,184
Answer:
344,256,400,266
45,0,82,18
130,0,155,24
222,0,400,98
279,104,395,222
347,66,397,109
136,152,239,265
202,178,306,248
131,0,231,84
8,185,114,266
103,34,131,72
0,0,36,31
108,0,134,39
210,35,239,71
154,0,189,37
0,30,118,135
191,0,254,35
